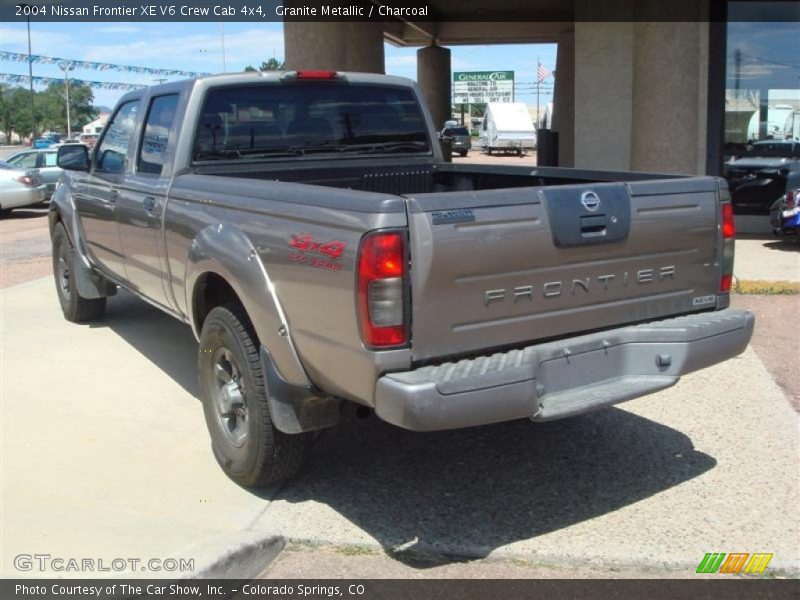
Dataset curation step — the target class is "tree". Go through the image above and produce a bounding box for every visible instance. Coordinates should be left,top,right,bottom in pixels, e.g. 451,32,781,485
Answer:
471,103,487,119
244,58,285,72
0,83,97,140
0,86,36,139
37,81,96,133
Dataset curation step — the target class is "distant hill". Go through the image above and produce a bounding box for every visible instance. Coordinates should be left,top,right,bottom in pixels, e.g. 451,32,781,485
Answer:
93,105,113,114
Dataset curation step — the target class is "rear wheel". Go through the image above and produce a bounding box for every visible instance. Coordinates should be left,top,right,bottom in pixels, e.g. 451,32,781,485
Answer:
199,304,311,488
460,150,468,157
52,222,106,322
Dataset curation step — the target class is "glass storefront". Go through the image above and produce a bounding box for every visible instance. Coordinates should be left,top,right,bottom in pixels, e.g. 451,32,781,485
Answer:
725,3,800,149
723,2,799,216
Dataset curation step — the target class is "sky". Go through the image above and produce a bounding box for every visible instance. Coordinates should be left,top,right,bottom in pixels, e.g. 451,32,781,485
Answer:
0,21,557,111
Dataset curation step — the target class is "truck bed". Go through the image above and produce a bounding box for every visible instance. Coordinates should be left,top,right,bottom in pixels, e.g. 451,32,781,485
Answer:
190,159,723,364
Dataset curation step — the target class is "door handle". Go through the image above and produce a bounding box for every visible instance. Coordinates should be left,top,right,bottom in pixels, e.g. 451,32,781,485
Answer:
580,214,607,237
143,196,156,213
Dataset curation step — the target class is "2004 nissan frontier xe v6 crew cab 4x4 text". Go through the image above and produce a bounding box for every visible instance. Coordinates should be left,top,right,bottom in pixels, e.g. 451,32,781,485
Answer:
50,71,754,487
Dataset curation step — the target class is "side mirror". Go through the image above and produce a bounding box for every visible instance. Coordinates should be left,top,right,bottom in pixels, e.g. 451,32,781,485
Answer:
57,144,90,171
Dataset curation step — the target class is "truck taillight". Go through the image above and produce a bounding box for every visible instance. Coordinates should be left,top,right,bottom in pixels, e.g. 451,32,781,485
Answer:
357,230,408,349
721,202,735,293
787,190,797,210
281,70,344,82
722,202,735,239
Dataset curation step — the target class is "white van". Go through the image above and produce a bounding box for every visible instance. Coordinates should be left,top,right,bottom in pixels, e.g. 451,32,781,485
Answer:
479,102,537,155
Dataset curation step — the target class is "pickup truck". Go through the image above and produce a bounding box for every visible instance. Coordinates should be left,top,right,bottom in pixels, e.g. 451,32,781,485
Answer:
51,71,754,488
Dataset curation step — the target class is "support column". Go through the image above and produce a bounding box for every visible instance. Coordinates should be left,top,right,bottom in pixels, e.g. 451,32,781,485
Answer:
417,44,451,131
630,20,708,173
551,31,575,167
284,22,384,74
573,22,634,170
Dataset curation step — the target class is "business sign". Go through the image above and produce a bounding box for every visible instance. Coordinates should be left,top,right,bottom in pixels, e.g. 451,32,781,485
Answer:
453,71,514,104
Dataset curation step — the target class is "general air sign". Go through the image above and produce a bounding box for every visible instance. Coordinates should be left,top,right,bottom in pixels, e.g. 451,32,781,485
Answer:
453,71,515,104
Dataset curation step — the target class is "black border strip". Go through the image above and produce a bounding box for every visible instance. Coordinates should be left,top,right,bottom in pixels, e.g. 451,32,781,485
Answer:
2,0,799,23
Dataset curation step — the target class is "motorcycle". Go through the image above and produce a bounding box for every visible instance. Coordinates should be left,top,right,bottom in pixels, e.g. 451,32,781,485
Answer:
771,188,800,238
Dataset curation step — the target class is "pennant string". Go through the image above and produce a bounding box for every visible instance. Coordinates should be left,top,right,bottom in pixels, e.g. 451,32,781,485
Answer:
0,51,211,78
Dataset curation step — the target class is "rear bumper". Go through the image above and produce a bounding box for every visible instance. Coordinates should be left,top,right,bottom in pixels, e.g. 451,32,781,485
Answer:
374,308,754,432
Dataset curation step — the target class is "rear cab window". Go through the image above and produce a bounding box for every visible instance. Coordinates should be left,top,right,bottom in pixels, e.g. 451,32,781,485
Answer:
138,94,179,175
193,82,432,162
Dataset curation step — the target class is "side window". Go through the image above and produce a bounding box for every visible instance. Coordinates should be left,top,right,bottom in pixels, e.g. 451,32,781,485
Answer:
95,100,139,174
9,153,37,168
44,152,58,167
138,94,179,176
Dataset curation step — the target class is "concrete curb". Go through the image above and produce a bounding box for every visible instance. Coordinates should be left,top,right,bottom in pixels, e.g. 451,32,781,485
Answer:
285,537,800,579
177,531,286,579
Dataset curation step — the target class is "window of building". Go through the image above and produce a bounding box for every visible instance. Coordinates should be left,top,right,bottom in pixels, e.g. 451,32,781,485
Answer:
725,3,800,156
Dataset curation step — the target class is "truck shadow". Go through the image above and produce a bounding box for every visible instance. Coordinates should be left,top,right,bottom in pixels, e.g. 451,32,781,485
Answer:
762,239,800,252
96,291,716,569
272,405,715,568
93,290,200,397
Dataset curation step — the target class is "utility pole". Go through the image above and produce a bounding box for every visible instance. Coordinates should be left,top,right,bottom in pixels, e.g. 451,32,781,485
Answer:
536,54,540,130
59,62,75,139
734,49,741,99
219,23,227,72
25,8,36,141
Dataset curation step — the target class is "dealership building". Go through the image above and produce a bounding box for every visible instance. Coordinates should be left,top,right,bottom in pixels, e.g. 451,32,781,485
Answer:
283,0,798,177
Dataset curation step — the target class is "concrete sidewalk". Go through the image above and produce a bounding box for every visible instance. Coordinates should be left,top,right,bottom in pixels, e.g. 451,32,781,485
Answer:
1,278,798,579
0,279,281,578
734,236,799,282
258,343,799,575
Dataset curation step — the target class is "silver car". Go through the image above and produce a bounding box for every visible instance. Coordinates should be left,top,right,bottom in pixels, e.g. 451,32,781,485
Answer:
0,161,46,214
4,148,62,200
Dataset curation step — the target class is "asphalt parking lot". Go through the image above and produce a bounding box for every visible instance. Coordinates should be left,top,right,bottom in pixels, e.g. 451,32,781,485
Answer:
1,144,798,579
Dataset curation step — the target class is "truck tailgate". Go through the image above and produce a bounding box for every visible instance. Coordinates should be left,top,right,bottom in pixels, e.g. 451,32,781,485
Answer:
405,178,722,361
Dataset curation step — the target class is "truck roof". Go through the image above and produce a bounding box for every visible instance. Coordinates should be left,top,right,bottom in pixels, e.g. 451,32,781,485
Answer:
114,71,419,107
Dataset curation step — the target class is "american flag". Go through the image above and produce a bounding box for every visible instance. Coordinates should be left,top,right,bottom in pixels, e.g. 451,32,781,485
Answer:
537,63,552,83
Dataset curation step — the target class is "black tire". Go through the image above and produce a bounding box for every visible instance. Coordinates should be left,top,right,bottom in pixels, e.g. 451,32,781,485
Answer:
199,303,311,488
0,208,11,218
52,221,106,322
460,151,468,157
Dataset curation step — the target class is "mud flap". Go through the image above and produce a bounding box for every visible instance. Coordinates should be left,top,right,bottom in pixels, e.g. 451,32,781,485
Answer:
260,346,341,434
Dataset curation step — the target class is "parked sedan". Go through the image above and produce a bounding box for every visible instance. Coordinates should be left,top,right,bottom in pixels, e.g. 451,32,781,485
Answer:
0,161,46,214
4,148,62,199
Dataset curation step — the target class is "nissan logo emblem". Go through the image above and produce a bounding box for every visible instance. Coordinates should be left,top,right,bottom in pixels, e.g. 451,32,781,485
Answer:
581,191,601,212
